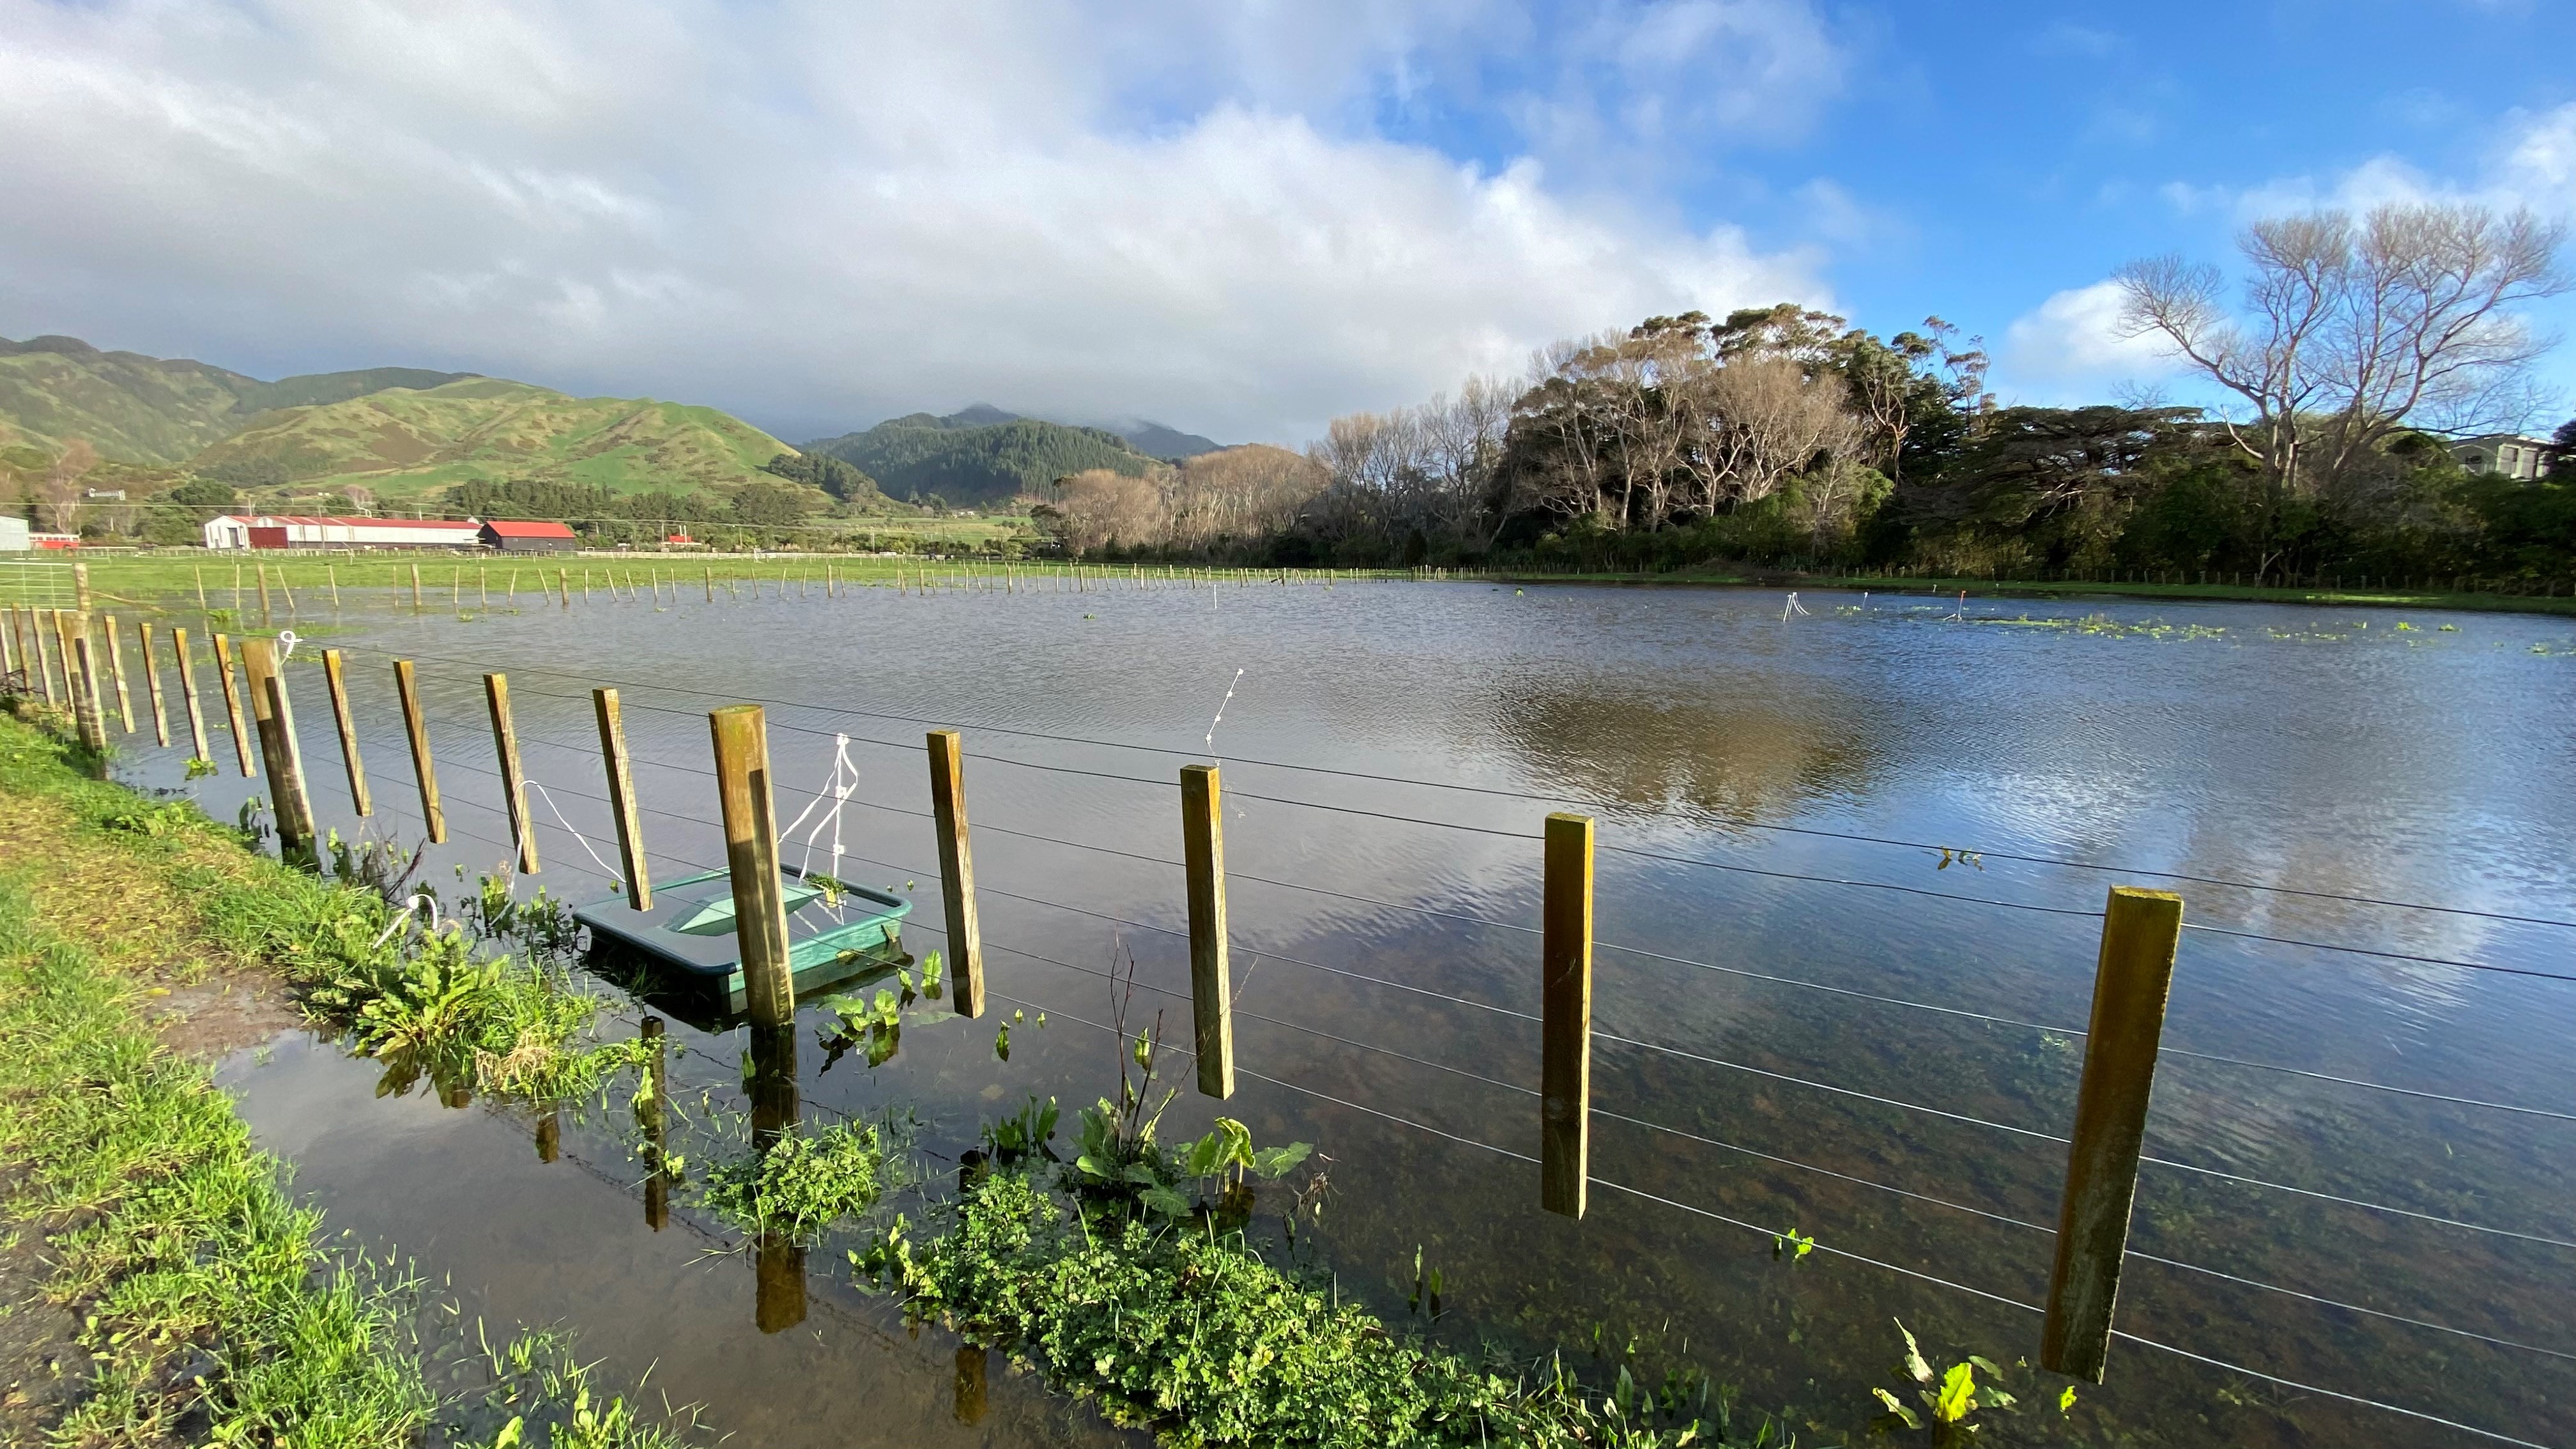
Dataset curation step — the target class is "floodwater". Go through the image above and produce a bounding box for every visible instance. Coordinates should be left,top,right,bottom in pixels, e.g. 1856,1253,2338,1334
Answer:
121,572,2576,1446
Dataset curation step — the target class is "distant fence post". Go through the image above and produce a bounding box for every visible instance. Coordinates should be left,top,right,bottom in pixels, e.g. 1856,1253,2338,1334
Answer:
592,688,652,910
171,627,210,762
100,613,134,732
211,633,254,776
137,620,168,747
241,637,316,854
411,564,423,613
482,673,539,873
710,704,795,1029
925,730,986,1017
321,648,370,817
72,562,89,612
2041,886,2185,1383
394,659,445,843
67,631,107,765
1179,762,1234,1099
28,610,55,705
1542,811,1594,1218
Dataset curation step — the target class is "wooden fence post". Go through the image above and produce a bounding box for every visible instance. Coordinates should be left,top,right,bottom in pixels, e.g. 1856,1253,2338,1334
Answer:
411,564,424,613
483,673,539,873
68,632,108,763
72,562,89,612
1542,811,1595,1218
171,627,210,763
101,613,135,732
557,569,570,608
210,633,254,776
925,730,985,1018
2041,886,2185,1384
710,705,795,1028
641,1015,671,1230
137,621,168,747
321,649,370,816
393,659,445,843
328,564,341,610
1179,763,1234,1098
593,688,652,910
28,610,56,705
256,564,273,625
240,638,316,853
4,606,22,683
50,611,77,709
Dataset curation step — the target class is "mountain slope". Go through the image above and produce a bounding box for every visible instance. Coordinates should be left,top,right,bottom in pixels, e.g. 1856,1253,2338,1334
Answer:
0,335,474,464
1110,420,1222,459
190,378,794,497
803,409,1153,505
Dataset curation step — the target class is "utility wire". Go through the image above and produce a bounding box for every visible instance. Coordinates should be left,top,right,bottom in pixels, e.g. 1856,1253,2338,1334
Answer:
325,640,2576,932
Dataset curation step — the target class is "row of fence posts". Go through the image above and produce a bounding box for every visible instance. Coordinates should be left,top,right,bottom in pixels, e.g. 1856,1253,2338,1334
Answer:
20,565,2187,1384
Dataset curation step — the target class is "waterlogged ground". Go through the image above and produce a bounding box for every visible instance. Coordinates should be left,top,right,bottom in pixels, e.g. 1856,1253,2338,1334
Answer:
104,574,2576,1446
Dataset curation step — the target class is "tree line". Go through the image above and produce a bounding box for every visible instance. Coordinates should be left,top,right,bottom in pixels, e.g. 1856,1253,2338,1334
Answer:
1042,201,2576,585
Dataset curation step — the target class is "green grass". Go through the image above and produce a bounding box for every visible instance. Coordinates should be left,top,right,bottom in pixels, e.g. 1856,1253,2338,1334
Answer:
863,1169,1792,1448
0,709,695,1446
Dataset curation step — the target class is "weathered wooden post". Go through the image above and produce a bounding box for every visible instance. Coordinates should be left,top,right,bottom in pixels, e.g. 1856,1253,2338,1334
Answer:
100,613,135,732
556,569,570,608
321,649,370,816
451,567,461,610
2041,887,2185,1383
411,563,424,613
1179,762,1234,1098
1542,811,1595,1218
136,620,168,747
194,566,208,611
50,611,77,705
710,705,795,1029
28,609,56,704
328,564,341,610
483,673,539,873
240,637,316,854
592,688,652,910
393,659,445,843
256,564,273,625
925,731,985,1018
68,632,109,763
72,561,89,612
171,627,210,763
704,567,714,602
210,633,254,776
0,606,15,678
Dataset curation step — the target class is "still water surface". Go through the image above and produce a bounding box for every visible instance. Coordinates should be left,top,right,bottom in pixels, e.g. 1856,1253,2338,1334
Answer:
139,576,2576,1445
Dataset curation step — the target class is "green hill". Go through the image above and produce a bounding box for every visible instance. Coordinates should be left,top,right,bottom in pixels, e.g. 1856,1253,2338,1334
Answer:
803,406,1154,505
189,378,795,498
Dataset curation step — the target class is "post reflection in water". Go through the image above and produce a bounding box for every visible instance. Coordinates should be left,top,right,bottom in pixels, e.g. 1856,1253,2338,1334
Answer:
535,1107,560,1163
953,1344,988,1425
747,1022,806,1334
639,1016,670,1232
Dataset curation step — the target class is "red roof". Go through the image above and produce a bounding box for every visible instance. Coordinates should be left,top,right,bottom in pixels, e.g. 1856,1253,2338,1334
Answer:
481,520,578,539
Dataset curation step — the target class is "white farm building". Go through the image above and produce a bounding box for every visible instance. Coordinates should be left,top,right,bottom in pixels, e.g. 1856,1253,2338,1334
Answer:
202,515,486,550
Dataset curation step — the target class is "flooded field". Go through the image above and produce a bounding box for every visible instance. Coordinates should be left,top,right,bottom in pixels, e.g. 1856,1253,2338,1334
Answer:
103,574,2576,1446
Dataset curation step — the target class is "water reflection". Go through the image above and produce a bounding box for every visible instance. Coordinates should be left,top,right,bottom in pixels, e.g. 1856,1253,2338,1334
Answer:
1494,680,1880,822
748,1021,807,1334
639,1016,671,1232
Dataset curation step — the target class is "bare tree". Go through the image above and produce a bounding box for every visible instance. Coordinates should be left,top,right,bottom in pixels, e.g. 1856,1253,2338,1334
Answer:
38,440,96,533
2117,202,2568,577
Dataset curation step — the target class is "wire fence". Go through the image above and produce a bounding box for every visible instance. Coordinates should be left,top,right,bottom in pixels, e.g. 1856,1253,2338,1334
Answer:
34,590,2576,1448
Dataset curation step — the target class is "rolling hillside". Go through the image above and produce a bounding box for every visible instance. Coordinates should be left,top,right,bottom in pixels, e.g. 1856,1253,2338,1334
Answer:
802,406,1158,506
189,378,793,498
0,335,470,464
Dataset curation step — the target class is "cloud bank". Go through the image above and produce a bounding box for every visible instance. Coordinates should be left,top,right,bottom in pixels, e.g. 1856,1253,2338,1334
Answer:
0,0,1839,445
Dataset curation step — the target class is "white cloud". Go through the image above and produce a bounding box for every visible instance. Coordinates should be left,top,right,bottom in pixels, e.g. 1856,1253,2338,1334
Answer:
0,0,1839,446
2161,102,2576,227
1994,280,2182,401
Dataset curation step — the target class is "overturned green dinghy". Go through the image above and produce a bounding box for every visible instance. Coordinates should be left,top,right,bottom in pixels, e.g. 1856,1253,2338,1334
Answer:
573,866,912,1020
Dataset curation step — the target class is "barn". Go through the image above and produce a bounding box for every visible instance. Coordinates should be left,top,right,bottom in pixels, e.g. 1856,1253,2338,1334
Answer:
479,519,581,553
204,515,485,550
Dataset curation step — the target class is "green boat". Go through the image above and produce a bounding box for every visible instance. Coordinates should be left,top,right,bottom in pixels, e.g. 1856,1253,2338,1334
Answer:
573,866,912,1022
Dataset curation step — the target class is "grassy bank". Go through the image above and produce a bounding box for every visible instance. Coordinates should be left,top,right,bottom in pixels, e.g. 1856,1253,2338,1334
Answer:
1489,564,2576,616
0,709,684,1447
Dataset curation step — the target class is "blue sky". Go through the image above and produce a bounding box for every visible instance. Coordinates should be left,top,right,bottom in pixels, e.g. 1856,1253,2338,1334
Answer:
3,1,2573,444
